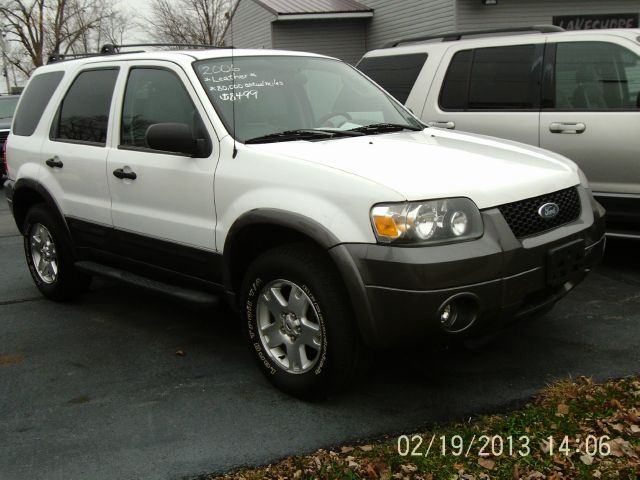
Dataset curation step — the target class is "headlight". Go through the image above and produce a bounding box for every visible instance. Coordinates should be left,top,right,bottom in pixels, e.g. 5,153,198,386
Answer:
371,198,483,245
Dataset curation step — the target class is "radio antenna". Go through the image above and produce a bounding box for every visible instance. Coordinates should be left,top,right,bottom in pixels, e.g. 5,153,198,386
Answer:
226,10,238,159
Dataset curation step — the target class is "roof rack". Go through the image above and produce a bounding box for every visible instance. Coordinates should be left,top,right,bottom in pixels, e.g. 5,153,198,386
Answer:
47,42,231,64
384,25,565,48
100,43,229,54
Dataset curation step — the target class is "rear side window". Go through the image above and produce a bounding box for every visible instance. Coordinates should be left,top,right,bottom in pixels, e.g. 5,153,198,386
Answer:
553,41,640,110
12,71,64,136
440,45,541,110
357,53,428,104
52,68,119,145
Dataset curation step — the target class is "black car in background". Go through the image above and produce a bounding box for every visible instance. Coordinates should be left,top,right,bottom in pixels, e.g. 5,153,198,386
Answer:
0,95,19,184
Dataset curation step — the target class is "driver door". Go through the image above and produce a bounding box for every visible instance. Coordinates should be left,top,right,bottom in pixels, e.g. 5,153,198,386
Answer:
107,62,221,281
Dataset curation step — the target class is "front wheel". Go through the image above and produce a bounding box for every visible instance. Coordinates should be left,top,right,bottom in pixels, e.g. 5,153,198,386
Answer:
240,244,367,399
23,205,91,301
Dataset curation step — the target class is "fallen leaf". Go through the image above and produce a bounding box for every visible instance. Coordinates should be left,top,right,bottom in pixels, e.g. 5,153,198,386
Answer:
539,439,551,454
478,458,495,470
579,454,594,465
400,464,417,473
557,403,570,416
360,445,374,452
592,470,602,478
512,464,520,479
293,470,302,479
341,446,354,453
612,423,625,433
348,460,359,469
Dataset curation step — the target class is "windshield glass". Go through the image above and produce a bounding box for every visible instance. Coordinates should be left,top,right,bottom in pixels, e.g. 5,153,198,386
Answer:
193,55,422,142
0,96,19,119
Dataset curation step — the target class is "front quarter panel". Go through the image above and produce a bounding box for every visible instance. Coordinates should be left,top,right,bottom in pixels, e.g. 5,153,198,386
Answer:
215,137,405,250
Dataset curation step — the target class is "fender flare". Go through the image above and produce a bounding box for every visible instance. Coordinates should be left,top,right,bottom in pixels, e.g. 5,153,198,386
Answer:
12,178,69,236
223,209,340,286
223,208,376,346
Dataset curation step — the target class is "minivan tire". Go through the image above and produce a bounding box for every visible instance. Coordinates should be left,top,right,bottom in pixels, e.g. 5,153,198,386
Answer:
240,243,367,400
23,204,91,301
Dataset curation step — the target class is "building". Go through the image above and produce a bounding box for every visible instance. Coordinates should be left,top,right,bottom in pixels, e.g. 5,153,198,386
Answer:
229,0,640,63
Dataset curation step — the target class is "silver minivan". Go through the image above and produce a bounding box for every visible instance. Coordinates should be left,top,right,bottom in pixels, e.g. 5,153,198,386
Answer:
358,27,640,238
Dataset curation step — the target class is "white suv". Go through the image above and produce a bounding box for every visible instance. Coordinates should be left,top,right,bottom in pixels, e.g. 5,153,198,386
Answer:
4,46,605,398
358,26,640,238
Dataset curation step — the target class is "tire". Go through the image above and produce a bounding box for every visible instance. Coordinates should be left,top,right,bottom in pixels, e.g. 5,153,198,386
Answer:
23,204,91,301
240,243,367,400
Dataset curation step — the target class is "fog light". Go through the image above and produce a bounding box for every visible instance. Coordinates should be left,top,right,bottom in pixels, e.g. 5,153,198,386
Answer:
438,294,479,333
440,303,456,327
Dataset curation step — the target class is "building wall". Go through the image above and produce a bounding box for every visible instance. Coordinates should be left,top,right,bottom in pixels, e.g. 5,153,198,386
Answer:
456,0,640,30
272,19,367,64
228,0,275,49
360,0,456,50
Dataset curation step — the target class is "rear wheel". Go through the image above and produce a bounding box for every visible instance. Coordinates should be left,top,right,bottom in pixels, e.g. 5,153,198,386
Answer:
23,205,91,301
240,243,367,399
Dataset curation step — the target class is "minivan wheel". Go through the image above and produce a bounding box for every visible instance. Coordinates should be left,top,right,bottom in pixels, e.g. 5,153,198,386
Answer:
240,243,366,399
23,205,91,301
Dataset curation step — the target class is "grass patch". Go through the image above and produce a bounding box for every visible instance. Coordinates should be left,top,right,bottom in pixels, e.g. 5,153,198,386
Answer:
209,376,640,479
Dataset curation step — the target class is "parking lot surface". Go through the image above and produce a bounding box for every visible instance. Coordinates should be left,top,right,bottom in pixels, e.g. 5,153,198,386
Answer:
1,187,639,480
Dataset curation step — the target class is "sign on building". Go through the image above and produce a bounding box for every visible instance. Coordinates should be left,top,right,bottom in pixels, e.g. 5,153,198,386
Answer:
553,13,639,30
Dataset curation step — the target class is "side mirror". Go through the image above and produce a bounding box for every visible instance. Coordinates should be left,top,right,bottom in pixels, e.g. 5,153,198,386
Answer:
146,123,197,156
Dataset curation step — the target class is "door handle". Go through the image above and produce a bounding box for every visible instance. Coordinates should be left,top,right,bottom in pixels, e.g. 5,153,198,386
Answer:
549,122,586,134
45,157,63,168
427,121,456,129
113,168,137,180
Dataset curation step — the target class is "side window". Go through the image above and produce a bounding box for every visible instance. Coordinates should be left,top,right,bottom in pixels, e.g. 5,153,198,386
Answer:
52,69,119,145
357,53,428,104
440,45,541,110
121,68,203,150
553,42,640,110
13,71,64,136
440,50,472,110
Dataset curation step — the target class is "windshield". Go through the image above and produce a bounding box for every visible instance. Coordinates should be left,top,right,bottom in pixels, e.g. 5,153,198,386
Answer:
0,96,18,119
193,55,423,143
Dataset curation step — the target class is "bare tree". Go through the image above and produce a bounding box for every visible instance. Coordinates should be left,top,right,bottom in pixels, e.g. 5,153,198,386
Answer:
0,0,117,75
146,0,235,46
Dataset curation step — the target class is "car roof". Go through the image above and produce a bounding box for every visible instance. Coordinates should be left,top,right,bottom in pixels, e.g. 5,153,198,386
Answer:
365,28,640,57
35,48,332,73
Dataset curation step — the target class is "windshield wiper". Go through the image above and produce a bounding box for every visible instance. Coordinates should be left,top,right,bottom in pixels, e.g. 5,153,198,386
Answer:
245,129,361,144
346,123,424,135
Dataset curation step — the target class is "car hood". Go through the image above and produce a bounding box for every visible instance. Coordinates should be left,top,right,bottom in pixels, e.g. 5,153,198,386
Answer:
253,129,580,209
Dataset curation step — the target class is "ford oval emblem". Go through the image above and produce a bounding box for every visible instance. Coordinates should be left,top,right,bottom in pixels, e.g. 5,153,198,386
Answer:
538,202,560,220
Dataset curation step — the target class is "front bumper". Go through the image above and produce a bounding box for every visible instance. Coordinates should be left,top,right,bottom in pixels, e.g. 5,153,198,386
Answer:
330,186,606,348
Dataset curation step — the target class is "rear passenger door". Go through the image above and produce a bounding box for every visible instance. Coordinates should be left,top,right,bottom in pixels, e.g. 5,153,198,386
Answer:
40,66,120,228
540,39,640,198
107,62,220,281
423,42,543,145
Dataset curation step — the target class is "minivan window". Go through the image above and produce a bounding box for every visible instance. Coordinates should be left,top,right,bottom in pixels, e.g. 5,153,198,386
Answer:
553,42,640,110
53,69,119,145
121,68,202,149
440,45,541,110
12,71,64,136
357,53,428,104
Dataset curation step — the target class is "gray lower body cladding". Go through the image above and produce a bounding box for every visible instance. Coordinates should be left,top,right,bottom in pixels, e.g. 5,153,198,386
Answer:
334,186,606,348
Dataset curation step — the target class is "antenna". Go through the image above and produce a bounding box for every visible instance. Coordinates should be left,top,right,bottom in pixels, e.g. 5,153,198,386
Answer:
226,10,238,159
